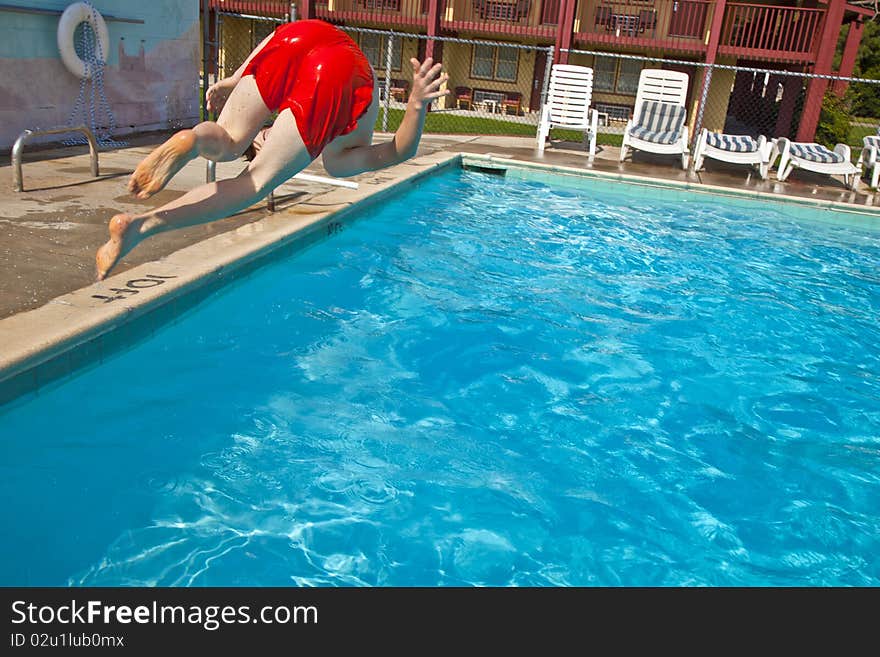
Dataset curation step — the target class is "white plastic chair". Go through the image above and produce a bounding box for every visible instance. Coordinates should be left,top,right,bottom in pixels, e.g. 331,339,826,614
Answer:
536,64,599,158
620,69,690,169
776,137,861,190
855,128,879,189
693,129,776,179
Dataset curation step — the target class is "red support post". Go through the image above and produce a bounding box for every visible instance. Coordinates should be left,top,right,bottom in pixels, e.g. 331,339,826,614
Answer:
796,0,846,142
703,1,726,72
300,0,313,20
833,19,865,96
553,0,576,65
691,0,726,137
425,0,442,63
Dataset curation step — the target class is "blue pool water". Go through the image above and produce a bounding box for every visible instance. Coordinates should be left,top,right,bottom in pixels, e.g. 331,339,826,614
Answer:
2,168,880,586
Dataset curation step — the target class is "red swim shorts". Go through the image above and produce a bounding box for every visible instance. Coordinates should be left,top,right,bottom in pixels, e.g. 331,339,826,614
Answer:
243,20,375,159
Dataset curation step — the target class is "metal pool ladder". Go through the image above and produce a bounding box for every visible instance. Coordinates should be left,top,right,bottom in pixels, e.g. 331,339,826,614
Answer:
11,125,99,192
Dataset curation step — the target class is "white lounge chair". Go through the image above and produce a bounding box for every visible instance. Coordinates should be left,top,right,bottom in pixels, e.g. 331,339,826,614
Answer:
536,64,599,158
620,69,690,169
693,129,775,179
855,127,879,189
775,138,861,190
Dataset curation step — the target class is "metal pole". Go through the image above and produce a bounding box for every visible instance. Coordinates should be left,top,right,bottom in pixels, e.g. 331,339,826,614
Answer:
690,64,714,175
201,0,209,124
289,2,297,21
206,11,220,184
382,34,394,133
12,126,99,192
212,4,220,88
540,46,554,114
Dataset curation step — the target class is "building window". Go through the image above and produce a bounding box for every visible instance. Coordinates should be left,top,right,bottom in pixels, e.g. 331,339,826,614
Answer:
617,59,642,94
593,56,616,92
360,33,403,71
471,44,518,82
593,56,642,95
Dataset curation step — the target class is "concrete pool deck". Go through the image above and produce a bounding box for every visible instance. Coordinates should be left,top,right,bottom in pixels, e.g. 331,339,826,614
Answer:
2,130,879,404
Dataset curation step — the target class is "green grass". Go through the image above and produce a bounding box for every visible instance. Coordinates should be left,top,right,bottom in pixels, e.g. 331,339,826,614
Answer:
850,122,878,147
374,108,623,146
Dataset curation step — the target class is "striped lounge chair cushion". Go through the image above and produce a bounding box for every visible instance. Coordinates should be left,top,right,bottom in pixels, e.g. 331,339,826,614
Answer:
706,132,758,153
865,134,880,150
789,143,845,164
629,100,686,145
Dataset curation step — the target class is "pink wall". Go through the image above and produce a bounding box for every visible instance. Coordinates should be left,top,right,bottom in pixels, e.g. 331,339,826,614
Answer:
0,3,200,150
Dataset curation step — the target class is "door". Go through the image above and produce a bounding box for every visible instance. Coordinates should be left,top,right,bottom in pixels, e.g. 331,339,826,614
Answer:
530,49,547,113
668,1,708,38
541,0,561,25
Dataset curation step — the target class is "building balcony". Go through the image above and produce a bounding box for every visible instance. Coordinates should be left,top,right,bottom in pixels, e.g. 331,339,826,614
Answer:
573,1,826,64
573,0,716,55
207,1,832,64
314,0,430,31
209,0,293,19
314,0,564,38
718,3,825,62
441,0,563,40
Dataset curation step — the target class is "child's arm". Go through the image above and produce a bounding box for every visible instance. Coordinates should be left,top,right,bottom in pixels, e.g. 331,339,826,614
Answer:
321,58,448,177
206,31,276,114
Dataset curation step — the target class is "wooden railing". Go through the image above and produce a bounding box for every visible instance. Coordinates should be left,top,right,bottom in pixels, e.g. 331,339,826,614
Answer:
314,0,428,29
207,0,829,64
442,0,561,39
718,3,824,60
209,0,292,19
573,0,715,55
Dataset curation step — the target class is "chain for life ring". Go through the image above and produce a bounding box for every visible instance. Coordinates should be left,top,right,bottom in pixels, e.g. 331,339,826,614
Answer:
64,1,126,149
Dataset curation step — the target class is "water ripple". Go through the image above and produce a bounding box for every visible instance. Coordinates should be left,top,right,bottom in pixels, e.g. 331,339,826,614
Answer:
4,169,880,587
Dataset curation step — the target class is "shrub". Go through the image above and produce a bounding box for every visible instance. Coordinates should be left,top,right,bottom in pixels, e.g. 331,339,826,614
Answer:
815,91,851,148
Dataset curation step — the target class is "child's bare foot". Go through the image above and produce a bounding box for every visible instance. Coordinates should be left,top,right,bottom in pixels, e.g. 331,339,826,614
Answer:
96,213,141,281
128,130,197,199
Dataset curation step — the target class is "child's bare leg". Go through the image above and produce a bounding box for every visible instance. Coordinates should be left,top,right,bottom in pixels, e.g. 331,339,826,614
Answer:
128,76,271,199
98,109,312,280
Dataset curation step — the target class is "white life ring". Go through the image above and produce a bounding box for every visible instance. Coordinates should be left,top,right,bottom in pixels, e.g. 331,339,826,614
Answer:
57,2,110,80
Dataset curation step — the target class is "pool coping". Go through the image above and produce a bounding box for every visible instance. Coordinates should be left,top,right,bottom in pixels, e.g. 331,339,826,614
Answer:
0,151,460,408
461,153,880,220
3,150,878,408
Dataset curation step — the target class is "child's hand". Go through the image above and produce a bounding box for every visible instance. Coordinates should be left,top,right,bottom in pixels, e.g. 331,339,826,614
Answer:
206,78,235,115
407,57,449,111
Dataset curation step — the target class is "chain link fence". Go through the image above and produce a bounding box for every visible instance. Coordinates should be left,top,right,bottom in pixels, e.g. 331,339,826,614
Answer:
565,47,880,163
209,13,555,137
205,11,880,181
341,28,553,137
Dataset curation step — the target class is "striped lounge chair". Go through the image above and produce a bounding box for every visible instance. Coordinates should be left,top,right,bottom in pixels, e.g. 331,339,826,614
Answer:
693,129,776,180
775,138,861,190
620,69,690,169
855,127,880,189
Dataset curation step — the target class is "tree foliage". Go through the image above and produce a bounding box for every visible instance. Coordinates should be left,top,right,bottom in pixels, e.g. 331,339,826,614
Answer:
817,91,852,147
846,18,880,118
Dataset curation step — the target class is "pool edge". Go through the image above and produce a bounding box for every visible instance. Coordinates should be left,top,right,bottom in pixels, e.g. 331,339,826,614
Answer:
0,152,460,409
4,150,876,409
462,154,880,220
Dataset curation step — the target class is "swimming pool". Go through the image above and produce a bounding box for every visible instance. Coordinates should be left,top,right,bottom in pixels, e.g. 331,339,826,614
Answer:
2,167,879,586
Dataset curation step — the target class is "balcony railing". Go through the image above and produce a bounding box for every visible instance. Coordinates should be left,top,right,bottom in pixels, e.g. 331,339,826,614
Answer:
718,3,824,61
207,0,829,64
210,0,292,19
314,0,428,29
441,0,561,39
573,0,715,55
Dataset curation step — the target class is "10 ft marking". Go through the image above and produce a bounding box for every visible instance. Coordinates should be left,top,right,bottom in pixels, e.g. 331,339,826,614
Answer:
91,274,178,303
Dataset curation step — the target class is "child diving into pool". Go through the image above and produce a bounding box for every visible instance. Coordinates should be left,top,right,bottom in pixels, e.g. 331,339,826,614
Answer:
96,19,449,280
